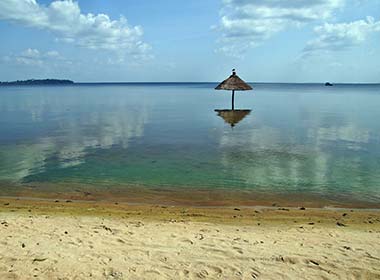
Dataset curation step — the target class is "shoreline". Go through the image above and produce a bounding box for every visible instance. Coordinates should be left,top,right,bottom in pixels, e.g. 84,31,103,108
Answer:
2,195,380,212
1,181,379,209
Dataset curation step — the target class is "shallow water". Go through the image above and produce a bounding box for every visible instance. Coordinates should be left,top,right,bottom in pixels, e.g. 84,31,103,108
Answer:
0,83,380,207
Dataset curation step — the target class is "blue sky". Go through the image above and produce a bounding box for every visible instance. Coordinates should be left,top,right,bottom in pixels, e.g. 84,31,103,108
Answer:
0,0,379,82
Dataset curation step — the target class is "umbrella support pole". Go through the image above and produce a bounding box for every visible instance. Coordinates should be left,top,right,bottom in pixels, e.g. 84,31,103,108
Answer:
231,90,235,110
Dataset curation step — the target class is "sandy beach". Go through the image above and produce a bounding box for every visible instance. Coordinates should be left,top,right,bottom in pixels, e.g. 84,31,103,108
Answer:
1,0,380,278
0,198,379,279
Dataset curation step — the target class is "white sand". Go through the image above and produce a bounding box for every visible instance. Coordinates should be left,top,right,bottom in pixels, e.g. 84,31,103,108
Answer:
1,208,380,280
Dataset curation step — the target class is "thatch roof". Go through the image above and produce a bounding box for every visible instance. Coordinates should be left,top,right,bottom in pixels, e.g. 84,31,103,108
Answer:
214,109,251,127
215,70,252,91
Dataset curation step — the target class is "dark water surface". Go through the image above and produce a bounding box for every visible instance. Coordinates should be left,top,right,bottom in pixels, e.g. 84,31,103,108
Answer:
1,83,380,207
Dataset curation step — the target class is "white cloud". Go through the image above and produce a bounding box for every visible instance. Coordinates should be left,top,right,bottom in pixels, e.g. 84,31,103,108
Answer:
46,50,60,58
21,48,40,58
216,0,345,56
3,48,66,66
0,0,150,56
303,16,380,56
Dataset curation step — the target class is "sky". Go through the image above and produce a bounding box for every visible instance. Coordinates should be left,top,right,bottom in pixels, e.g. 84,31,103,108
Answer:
0,0,379,83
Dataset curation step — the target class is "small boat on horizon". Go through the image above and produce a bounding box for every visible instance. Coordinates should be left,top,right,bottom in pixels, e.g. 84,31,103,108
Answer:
325,82,333,86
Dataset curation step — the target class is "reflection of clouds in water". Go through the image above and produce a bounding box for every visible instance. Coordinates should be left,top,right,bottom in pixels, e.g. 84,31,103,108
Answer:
56,108,148,167
219,128,318,189
0,138,55,181
1,93,50,123
309,125,370,151
0,93,149,182
220,126,280,149
218,114,376,194
58,145,86,168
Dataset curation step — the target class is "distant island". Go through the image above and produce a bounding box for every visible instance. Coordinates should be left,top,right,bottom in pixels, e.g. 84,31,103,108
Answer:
0,79,74,85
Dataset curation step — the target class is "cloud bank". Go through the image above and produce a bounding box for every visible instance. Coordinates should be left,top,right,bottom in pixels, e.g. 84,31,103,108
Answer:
216,0,345,56
303,16,380,56
0,0,150,55
2,48,66,66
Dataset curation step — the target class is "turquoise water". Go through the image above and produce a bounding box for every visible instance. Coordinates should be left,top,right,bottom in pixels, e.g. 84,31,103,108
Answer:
0,83,380,206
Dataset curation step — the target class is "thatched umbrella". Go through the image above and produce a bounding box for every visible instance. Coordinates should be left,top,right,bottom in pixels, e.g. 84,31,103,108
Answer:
215,69,252,110
214,109,251,127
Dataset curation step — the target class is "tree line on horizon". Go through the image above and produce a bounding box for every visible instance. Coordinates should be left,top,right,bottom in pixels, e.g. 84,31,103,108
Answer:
0,79,74,85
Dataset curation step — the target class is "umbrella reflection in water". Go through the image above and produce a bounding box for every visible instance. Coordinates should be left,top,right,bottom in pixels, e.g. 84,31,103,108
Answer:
214,109,251,127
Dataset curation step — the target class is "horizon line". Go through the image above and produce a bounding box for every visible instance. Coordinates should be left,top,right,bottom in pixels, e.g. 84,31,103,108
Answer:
67,81,380,85
1,80,380,85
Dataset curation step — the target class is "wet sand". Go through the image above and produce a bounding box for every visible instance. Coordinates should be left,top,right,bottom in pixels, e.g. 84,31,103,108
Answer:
2,180,380,209
0,198,380,279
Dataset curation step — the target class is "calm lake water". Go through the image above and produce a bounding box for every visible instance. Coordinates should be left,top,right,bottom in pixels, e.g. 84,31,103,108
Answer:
0,83,380,207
